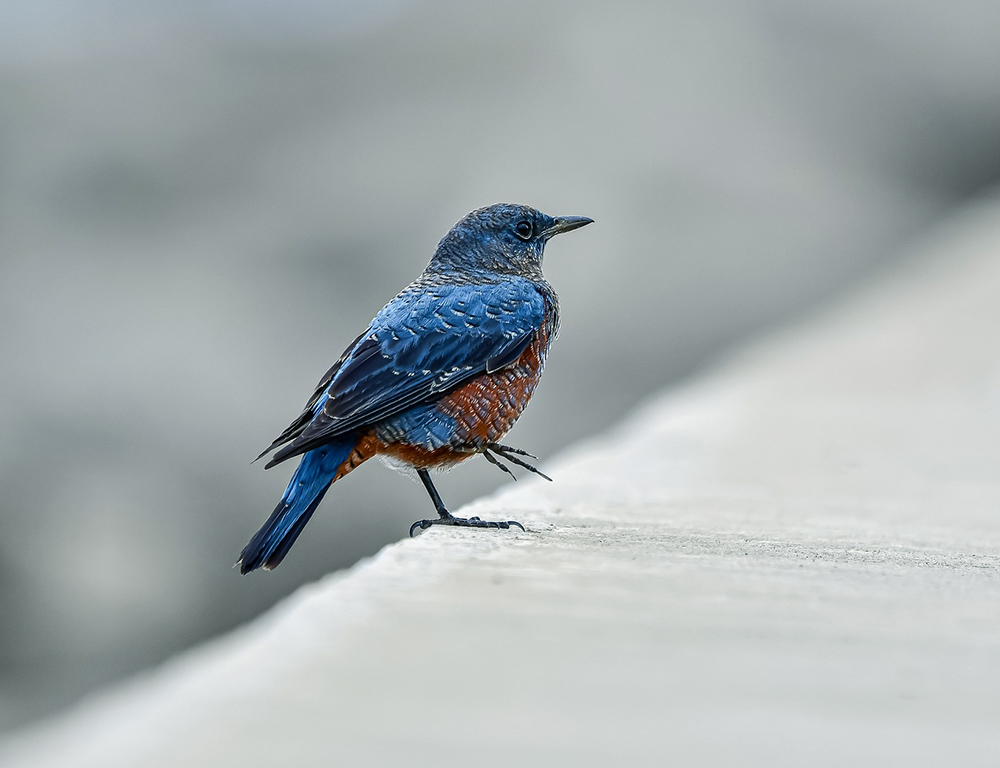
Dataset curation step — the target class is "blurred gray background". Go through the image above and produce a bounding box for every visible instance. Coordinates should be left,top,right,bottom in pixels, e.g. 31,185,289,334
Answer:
2,0,1000,733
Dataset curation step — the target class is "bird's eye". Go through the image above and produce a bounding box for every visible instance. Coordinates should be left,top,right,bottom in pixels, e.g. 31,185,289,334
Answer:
514,220,533,240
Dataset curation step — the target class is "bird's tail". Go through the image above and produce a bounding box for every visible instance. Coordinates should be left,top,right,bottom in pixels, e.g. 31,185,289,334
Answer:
239,435,359,574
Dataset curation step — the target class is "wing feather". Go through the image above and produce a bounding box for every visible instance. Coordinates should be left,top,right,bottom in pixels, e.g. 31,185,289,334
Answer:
262,279,546,468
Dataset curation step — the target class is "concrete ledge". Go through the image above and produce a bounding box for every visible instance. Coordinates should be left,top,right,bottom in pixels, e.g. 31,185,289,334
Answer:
3,200,1000,767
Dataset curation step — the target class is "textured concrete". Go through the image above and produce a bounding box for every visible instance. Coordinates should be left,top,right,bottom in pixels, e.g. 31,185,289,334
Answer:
3,199,1000,766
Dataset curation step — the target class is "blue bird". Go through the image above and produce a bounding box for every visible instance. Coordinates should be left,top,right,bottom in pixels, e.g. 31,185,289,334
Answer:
239,203,592,573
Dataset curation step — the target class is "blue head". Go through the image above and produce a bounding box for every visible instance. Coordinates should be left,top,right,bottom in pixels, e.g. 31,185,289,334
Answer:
430,203,592,278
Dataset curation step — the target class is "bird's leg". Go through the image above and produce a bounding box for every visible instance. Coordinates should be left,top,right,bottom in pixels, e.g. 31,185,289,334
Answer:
409,469,526,537
418,467,451,517
487,443,553,482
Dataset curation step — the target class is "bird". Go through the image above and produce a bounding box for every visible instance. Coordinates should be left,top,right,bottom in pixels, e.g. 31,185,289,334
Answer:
238,203,592,574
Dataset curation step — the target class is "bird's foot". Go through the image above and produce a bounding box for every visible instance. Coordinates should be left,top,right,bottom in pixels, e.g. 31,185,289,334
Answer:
409,511,526,537
484,443,553,482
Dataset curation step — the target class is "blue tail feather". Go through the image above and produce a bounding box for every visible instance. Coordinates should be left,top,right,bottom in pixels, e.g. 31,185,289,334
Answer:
239,435,356,573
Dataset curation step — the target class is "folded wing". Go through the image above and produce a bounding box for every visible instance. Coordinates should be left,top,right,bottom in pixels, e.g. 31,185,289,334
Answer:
261,279,547,468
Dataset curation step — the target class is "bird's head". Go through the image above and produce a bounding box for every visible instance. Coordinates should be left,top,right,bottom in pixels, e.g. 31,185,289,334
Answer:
430,203,592,278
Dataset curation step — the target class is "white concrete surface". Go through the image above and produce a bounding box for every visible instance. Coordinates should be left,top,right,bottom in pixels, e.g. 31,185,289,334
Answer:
4,198,1000,766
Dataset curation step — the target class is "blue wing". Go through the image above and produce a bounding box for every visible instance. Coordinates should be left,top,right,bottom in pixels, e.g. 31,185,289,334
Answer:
262,278,547,468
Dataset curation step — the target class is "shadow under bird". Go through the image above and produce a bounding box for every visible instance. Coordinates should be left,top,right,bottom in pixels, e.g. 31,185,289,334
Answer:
239,203,592,573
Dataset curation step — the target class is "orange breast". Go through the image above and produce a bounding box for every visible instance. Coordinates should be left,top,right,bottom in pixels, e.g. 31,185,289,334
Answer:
437,325,548,444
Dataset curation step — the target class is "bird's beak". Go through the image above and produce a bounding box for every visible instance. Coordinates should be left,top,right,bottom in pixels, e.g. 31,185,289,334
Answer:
542,216,594,238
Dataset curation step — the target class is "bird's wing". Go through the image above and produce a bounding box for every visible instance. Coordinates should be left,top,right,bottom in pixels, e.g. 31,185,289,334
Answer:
261,279,547,468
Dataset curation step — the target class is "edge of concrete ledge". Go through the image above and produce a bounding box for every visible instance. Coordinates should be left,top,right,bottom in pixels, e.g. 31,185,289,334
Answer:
4,197,1000,767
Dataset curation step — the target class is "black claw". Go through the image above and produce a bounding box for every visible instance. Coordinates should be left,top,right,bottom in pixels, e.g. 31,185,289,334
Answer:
487,444,552,482
411,468,525,536
490,443,538,459
482,449,517,481
408,514,526,536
